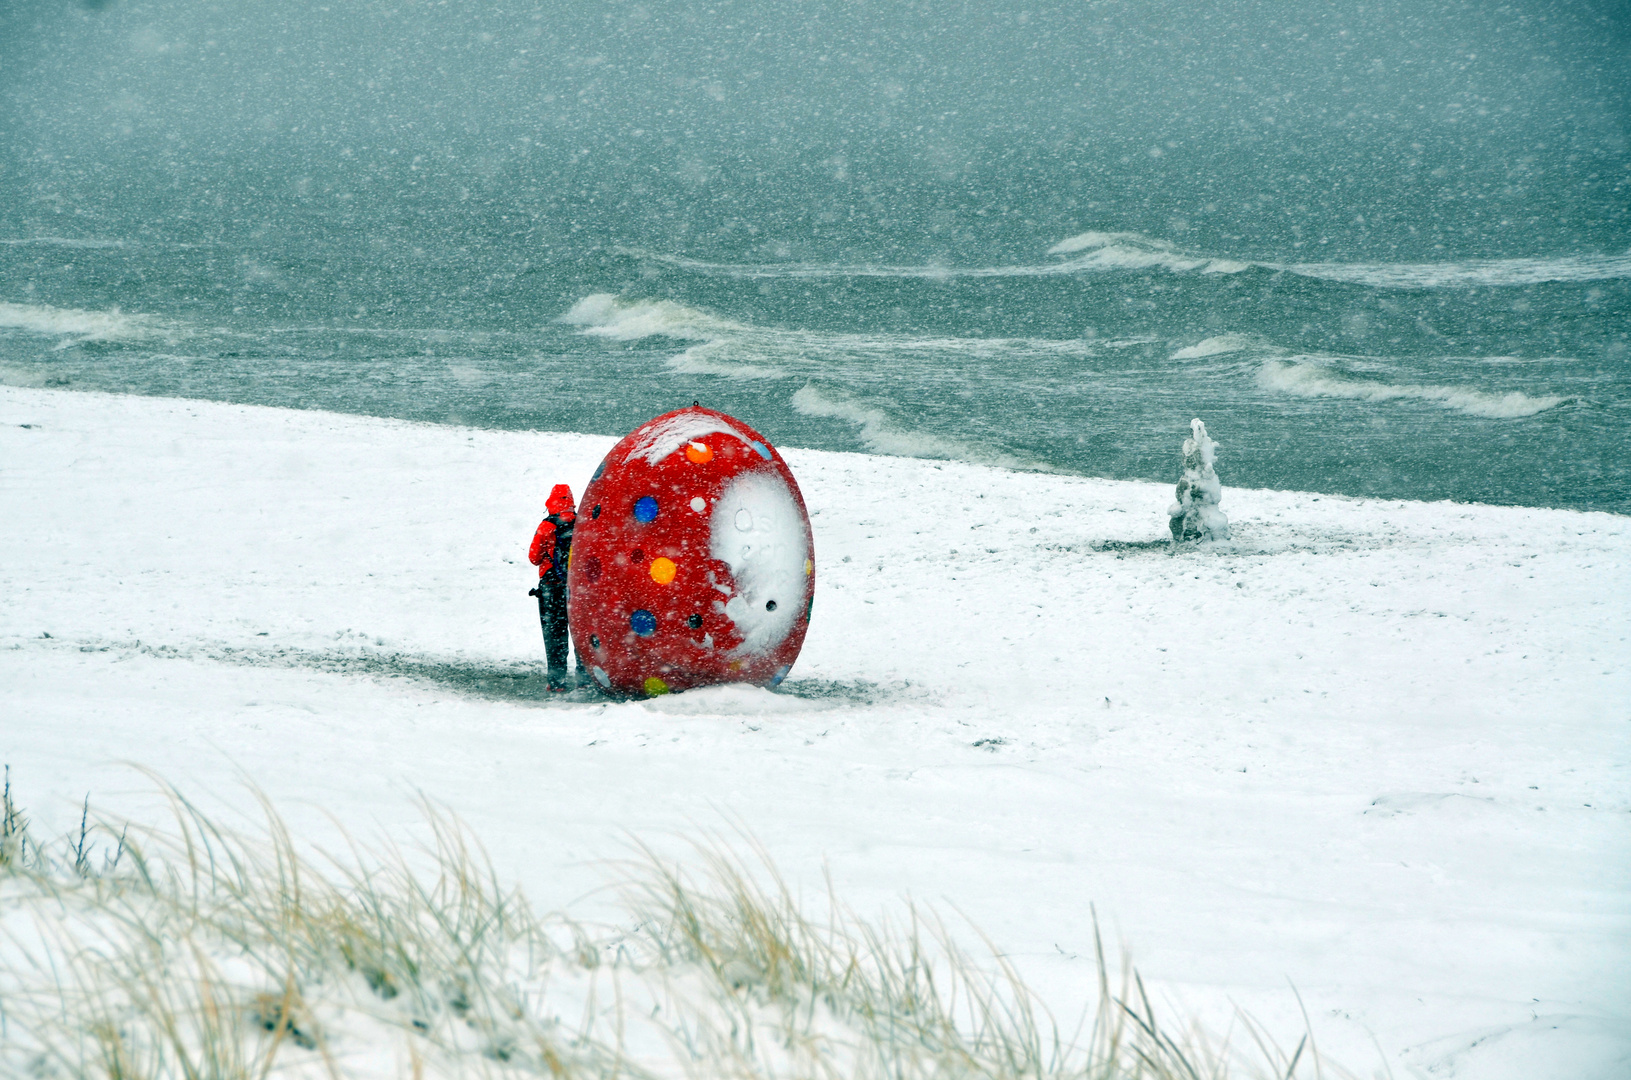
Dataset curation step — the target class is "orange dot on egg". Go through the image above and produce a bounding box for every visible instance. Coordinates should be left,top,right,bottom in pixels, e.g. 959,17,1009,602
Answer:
685,441,714,464
649,557,677,585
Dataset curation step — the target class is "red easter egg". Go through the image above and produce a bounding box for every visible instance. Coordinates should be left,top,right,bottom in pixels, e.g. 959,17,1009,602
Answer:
567,406,815,698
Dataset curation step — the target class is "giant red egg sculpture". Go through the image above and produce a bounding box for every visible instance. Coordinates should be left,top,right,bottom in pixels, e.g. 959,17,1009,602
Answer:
567,406,815,698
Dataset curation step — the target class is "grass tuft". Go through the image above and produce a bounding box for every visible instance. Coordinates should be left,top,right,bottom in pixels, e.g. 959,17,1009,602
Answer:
0,772,1349,1080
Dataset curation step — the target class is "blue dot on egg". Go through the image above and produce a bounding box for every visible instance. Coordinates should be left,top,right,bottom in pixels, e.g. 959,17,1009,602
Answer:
630,609,657,637
750,441,772,461
633,495,659,522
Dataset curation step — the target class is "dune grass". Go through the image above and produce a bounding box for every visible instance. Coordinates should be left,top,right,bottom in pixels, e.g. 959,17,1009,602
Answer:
0,770,1339,1080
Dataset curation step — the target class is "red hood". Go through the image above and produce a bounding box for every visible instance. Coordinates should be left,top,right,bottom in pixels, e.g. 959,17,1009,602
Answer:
546,484,575,517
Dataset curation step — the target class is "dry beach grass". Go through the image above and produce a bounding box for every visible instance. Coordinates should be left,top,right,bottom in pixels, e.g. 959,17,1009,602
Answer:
0,772,1340,1080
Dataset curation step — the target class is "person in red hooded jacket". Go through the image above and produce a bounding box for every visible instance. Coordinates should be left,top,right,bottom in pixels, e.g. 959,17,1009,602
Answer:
528,484,578,691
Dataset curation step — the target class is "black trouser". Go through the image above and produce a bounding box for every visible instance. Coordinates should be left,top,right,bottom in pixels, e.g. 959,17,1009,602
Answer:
534,576,569,687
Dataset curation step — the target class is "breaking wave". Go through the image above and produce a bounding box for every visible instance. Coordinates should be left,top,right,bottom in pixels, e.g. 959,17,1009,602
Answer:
790,385,1041,468
1170,333,1258,360
563,291,1569,484
1258,359,1567,418
0,301,181,348
568,294,1568,428
1071,232,1631,287
619,233,1631,289
1282,254,1631,289
618,234,1250,280
560,293,789,375
1056,233,1631,288
564,293,1069,468
560,292,1099,381
560,292,742,341
1043,232,1252,274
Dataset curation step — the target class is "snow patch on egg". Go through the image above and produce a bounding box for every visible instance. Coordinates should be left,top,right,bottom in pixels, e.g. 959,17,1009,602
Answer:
625,411,753,466
710,469,809,657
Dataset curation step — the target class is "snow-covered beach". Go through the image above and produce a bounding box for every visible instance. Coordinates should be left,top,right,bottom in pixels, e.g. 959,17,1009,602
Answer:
2,385,1627,1079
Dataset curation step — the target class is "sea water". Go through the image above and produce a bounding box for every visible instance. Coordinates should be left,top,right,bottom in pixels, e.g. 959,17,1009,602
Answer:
1,0,1626,513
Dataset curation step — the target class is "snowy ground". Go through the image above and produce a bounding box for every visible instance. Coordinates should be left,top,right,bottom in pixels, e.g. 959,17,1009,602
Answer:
2,386,1627,1080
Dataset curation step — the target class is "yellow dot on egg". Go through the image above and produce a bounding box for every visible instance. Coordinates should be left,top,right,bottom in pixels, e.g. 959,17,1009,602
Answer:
643,676,670,696
649,557,677,584
685,441,714,464
805,559,812,576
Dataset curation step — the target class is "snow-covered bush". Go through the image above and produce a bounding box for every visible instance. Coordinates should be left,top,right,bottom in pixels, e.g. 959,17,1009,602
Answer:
1168,418,1230,542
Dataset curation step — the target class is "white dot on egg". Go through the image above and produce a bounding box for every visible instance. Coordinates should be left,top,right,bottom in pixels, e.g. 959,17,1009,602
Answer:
691,496,706,512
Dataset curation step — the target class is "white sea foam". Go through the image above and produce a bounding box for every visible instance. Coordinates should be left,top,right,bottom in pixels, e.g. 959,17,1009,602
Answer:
790,384,1037,468
1171,333,1258,360
617,249,974,280
567,297,1034,455
561,293,790,378
1057,232,1631,287
0,237,129,249
618,236,1631,289
559,293,743,340
1052,234,1631,287
562,293,1096,385
1045,231,1151,255
665,345,786,379
1258,360,1566,419
617,236,1251,279
0,301,179,347
1281,254,1631,289
1045,231,1251,274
